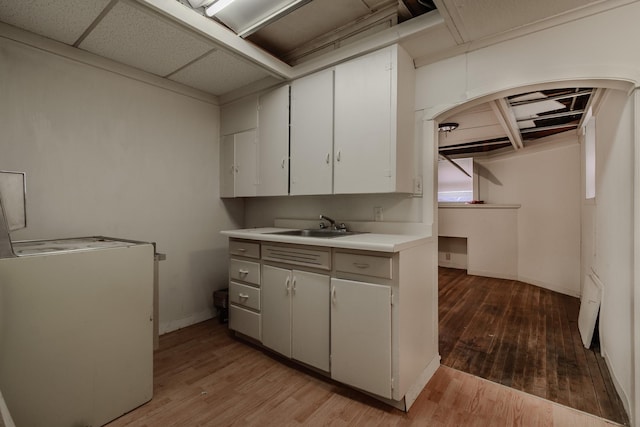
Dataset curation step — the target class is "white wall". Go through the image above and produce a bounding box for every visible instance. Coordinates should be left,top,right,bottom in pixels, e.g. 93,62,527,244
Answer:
244,193,421,227
0,36,243,334
414,3,640,421
591,89,635,416
475,140,582,296
439,206,519,279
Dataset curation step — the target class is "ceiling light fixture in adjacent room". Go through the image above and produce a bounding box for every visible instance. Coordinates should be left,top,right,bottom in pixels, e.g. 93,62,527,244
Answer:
438,122,459,132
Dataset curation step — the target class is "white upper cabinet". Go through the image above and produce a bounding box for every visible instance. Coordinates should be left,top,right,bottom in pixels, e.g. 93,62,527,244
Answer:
220,95,258,136
257,85,290,196
219,129,257,198
220,134,235,198
290,69,334,195
333,44,415,194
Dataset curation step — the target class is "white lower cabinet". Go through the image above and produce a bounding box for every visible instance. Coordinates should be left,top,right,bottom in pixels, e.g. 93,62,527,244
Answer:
330,278,392,399
262,265,330,371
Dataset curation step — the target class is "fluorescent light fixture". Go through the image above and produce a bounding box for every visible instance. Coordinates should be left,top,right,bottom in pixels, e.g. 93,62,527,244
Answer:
205,0,237,16
186,0,216,8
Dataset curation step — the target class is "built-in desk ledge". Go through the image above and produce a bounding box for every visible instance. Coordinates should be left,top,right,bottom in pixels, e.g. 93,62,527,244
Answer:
438,203,521,209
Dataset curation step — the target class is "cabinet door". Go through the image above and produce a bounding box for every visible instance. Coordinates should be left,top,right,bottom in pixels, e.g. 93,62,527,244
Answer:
334,47,392,194
290,70,333,195
261,265,292,357
234,129,257,197
220,134,235,198
257,85,290,196
330,278,392,399
291,270,330,371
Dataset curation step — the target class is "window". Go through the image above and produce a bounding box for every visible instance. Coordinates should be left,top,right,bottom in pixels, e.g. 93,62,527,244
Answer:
438,157,473,202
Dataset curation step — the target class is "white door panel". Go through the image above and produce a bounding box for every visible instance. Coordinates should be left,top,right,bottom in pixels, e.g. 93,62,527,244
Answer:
291,270,330,371
330,278,392,398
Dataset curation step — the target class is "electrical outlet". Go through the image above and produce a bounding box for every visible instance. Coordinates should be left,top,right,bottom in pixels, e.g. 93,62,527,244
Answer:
374,207,383,222
413,176,423,195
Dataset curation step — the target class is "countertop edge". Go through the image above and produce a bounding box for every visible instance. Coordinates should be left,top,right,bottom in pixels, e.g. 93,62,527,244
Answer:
220,229,430,253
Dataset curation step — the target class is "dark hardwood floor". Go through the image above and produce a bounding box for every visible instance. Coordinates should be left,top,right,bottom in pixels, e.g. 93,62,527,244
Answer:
438,267,629,425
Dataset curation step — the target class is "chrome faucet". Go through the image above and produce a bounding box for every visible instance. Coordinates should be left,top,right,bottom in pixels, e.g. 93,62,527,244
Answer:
319,215,347,231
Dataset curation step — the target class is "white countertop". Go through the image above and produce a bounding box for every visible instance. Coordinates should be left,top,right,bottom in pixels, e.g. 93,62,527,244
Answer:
221,228,430,253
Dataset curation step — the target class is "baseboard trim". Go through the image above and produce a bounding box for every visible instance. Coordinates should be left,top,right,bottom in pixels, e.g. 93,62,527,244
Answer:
517,274,580,297
601,348,632,422
160,309,214,335
467,269,518,281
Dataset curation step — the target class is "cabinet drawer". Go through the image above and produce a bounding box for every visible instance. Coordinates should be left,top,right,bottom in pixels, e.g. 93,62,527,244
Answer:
229,240,260,259
229,281,260,311
262,243,331,270
229,305,261,341
229,259,261,285
334,252,392,279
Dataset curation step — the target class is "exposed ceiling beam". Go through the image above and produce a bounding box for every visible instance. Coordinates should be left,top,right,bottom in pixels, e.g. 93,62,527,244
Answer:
516,109,585,123
578,88,605,129
508,89,592,106
439,154,472,178
439,139,510,151
520,123,578,134
490,99,524,150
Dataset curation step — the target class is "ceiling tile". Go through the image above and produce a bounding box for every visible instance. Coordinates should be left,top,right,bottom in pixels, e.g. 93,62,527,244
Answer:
168,50,272,96
0,0,112,45
446,0,602,41
79,1,213,77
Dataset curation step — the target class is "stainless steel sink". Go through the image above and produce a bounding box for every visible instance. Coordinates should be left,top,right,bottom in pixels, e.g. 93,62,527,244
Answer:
267,229,363,238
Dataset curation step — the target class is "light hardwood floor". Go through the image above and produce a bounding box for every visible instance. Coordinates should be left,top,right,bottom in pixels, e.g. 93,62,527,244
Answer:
107,319,622,427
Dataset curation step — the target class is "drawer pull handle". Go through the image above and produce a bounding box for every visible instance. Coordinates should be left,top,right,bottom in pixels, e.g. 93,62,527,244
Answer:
285,276,291,294
331,286,336,304
292,277,297,294
237,248,246,252
353,262,370,269
238,269,249,275
325,153,330,164
238,293,249,299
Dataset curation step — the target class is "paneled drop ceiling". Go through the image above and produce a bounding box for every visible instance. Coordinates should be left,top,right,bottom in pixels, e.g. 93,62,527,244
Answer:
0,0,620,98
0,0,275,97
